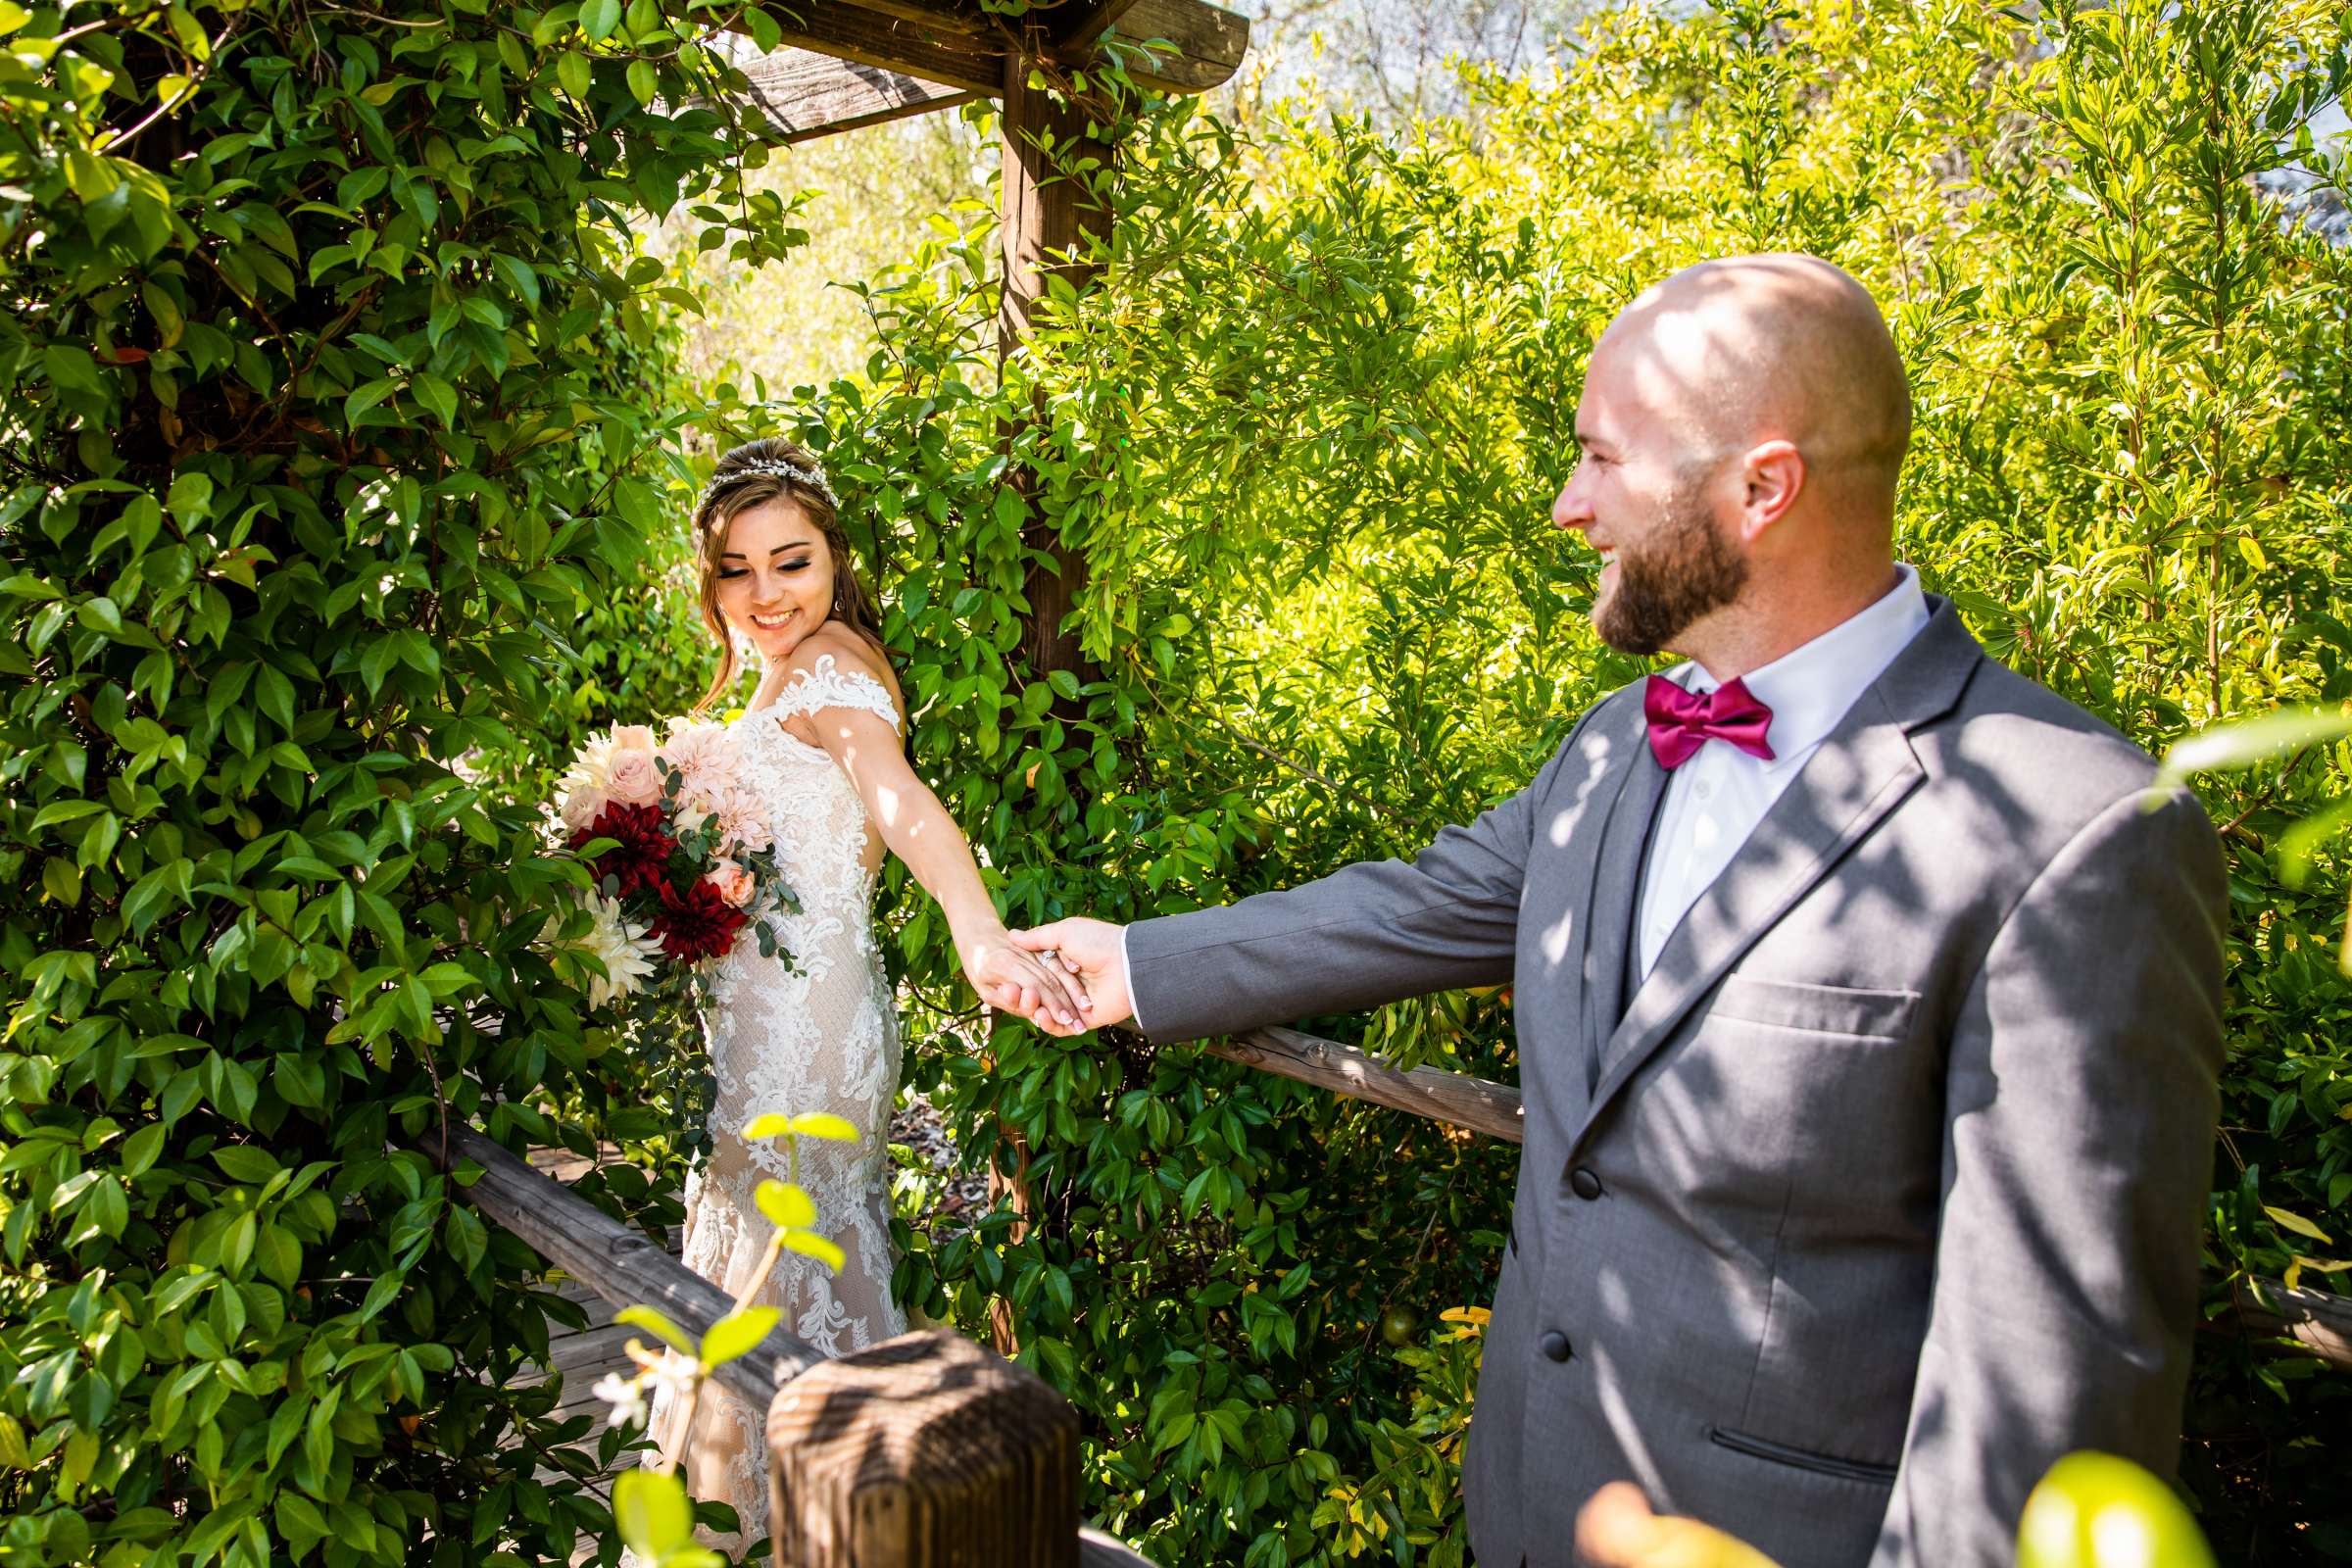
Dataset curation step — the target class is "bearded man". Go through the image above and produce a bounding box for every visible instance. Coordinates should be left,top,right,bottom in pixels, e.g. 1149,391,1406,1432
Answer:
1016,255,2226,1567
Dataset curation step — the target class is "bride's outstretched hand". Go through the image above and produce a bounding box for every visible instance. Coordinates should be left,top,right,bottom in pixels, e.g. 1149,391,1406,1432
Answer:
959,924,1092,1033
1007,918,1131,1036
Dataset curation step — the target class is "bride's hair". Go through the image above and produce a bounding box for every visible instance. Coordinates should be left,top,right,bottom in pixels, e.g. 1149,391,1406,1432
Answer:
690,436,891,714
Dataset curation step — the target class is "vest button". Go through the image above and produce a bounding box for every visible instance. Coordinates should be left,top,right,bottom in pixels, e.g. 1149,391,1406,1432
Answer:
1539,1330,1572,1363
1570,1167,1603,1201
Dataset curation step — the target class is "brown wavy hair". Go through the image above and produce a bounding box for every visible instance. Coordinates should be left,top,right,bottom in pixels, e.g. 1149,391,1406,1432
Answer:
690,437,890,715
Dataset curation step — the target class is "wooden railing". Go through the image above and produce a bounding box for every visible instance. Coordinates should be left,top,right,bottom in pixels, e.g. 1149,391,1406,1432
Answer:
1200,1027,2352,1373
423,1126,1151,1566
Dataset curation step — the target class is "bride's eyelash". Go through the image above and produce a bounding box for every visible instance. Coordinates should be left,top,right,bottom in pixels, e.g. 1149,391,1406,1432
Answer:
717,558,811,581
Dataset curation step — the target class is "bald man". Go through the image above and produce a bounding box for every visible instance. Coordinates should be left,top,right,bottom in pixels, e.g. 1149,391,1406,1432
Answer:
1016,256,2225,1567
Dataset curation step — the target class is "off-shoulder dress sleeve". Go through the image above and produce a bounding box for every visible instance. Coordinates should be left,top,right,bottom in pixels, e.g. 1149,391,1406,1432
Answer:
768,652,902,730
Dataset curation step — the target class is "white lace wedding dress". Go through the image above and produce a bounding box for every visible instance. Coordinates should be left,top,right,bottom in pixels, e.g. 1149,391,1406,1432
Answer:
639,656,908,1556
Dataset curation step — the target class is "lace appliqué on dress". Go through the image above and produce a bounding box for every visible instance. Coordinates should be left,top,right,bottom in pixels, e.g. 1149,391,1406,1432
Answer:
633,650,908,1560
760,652,902,730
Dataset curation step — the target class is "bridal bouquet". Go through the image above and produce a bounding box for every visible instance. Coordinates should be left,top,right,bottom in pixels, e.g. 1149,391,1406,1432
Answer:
549,720,798,1009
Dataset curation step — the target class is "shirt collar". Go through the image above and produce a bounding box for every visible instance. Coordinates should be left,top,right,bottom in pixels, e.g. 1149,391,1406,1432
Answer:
1671,564,1932,762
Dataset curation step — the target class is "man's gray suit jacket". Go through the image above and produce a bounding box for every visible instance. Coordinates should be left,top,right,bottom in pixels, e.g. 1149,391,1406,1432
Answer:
1124,601,2226,1568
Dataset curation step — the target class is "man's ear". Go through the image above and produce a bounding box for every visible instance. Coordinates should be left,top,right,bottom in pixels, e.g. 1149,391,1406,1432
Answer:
1737,439,1805,542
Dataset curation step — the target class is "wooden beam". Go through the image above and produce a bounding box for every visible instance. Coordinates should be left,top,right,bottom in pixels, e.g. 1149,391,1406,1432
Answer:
1046,0,1146,51
735,2,1006,97
722,44,975,144
424,1125,820,1408
810,0,994,38
1198,1026,2352,1372
724,0,1247,101
1094,0,1248,94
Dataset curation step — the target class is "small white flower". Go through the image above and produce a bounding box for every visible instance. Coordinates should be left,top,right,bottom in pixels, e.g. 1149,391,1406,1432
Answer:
592,1371,648,1429
568,893,662,1007
647,1348,700,1401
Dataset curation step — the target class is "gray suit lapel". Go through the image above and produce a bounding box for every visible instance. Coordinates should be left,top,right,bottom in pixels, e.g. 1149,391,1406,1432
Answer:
1582,741,1668,1090
1574,601,1984,1147
1517,690,1651,1134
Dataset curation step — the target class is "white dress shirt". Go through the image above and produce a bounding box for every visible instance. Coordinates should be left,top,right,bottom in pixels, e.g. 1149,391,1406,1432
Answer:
1634,564,1930,975
1118,564,1932,1024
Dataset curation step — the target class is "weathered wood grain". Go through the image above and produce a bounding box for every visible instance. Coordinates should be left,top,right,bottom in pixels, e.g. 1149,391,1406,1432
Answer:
766,1329,1080,1567
1096,0,1249,92
2227,1277,2352,1368
426,1125,819,1408
723,42,975,142
733,1,1005,95
1203,1026,1527,1143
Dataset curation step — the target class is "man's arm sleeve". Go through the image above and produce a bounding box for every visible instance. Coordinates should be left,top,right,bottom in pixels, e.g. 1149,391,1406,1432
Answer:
1872,786,2227,1566
1123,710,1594,1044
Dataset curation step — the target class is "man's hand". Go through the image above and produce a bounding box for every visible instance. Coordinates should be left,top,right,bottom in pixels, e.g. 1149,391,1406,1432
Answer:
1007,918,1132,1035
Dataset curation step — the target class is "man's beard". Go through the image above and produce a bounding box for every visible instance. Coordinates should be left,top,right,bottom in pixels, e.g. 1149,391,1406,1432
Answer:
1592,494,1747,657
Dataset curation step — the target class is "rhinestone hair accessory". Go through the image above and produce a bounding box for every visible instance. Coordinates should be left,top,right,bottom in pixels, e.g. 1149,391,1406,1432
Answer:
702,456,839,511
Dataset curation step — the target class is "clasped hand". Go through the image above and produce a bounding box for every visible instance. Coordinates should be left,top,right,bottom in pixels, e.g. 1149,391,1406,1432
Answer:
965,916,1131,1037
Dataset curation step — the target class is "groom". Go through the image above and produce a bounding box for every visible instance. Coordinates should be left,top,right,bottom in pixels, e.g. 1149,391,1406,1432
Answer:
1014,255,2226,1566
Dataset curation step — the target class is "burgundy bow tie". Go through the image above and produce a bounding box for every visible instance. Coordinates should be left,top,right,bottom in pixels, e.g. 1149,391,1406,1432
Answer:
1643,673,1777,770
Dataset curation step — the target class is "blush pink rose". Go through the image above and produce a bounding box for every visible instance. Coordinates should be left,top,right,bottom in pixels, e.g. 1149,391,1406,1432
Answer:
706,857,757,908
606,724,662,807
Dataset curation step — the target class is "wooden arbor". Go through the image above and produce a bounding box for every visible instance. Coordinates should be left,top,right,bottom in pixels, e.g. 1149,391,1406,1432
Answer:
719,0,1250,683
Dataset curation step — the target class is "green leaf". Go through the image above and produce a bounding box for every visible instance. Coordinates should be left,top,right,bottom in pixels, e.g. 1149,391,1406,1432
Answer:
345,378,397,426
2159,708,2352,787
120,1123,165,1179
582,0,622,42
2265,1205,2334,1246
699,1305,778,1368
788,1111,859,1143
557,49,592,98
781,1230,846,1271
614,1304,694,1354
626,60,657,106
213,1145,281,1185
755,1180,816,1230
168,470,215,523
612,1470,696,1556
412,373,458,429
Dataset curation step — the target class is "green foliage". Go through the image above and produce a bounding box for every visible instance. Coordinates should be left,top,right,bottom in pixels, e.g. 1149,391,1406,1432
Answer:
7,0,2347,1564
0,0,802,1561
713,0,2352,1562
1313,1309,1485,1566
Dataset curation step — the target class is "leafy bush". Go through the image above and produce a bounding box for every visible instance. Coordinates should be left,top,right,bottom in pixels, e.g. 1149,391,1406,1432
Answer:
0,0,803,1560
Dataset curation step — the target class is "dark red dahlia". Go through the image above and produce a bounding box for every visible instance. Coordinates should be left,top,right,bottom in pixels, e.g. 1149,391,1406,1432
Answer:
649,875,750,964
571,803,679,899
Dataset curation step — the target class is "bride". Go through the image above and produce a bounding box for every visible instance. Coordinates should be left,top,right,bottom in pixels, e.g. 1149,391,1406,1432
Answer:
640,437,1089,1552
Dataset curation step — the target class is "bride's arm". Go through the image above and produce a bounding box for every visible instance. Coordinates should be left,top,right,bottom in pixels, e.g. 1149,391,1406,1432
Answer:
790,647,1089,1031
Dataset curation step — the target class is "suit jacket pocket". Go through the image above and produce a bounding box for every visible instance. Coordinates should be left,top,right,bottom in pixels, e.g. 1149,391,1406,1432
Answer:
1707,974,1920,1040
1709,1425,1898,1487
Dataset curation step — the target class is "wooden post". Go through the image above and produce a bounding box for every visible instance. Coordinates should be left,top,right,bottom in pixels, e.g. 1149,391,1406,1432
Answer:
766,1328,1080,1566
985,51,1116,1355
997,51,1112,694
